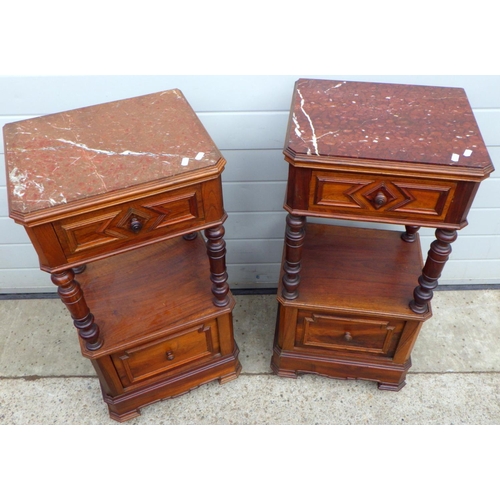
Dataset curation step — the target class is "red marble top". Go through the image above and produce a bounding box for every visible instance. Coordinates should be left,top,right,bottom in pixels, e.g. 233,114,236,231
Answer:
3,89,222,214
286,78,492,170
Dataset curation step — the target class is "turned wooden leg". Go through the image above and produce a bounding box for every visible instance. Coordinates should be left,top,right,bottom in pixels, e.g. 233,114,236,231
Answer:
51,269,103,351
72,264,86,274
401,225,420,243
410,228,457,314
205,224,230,307
183,232,198,241
282,214,306,300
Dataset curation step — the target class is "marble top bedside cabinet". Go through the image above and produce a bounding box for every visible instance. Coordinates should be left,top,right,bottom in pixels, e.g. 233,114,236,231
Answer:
4,89,241,422
272,78,494,390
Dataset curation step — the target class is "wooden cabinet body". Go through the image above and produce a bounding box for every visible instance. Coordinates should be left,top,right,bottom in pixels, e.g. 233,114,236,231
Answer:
272,79,494,389
4,89,241,421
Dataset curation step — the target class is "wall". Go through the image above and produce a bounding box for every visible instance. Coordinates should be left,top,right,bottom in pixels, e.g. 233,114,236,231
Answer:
1,75,499,293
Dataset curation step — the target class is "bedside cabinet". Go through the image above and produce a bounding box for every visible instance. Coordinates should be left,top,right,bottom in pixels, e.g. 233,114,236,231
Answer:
4,89,241,421
271,78,494,390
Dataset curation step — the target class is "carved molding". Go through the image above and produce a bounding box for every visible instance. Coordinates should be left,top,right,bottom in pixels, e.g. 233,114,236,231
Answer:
312,172,454,220
301,313,397,355
56,188,204,255
114,323,215,386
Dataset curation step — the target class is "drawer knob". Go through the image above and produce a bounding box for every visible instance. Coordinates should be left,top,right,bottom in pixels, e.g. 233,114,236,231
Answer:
374,191,388,208
344,331,353,341
166,351,175,361
129,217,143,234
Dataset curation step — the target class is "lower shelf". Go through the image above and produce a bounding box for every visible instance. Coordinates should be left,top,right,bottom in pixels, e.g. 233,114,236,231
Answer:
77,234,234,357
273,223,429,389
279,222,430,320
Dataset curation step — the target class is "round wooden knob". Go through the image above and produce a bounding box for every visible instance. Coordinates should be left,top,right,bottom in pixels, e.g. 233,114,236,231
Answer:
374,191,387,208
166,351,175,361
129,217,143,234
344,331,352,341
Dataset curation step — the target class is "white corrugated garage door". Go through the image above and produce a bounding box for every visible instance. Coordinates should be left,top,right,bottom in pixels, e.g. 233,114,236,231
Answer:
1,75,498,293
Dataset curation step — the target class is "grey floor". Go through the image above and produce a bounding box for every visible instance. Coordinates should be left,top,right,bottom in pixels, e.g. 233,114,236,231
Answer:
1,289,499,425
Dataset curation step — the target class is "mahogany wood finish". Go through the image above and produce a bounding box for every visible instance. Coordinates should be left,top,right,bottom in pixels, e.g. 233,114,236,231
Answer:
205,224,230,307
183,232,199,241
50,269,102,351
410,228,458,314
401,225,420,243
281,214,306,300
273,224,428,390
3,89,240,421
273,78,494,390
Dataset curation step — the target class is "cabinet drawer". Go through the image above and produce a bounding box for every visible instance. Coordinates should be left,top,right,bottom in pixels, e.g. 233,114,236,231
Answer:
309,170,457,224
296,311,405,357
111,320,220,387
53,184,208,261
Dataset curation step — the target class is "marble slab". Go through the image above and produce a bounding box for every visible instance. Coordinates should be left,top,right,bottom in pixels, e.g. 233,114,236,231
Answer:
287,78,492,169
3,89,222,214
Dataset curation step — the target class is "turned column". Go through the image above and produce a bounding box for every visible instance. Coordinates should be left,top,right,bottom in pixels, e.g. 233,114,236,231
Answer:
183,232,198,241
401,225,420,243
282,214,306,300
410,228,457,314
205,224,230,307
51,269,103,351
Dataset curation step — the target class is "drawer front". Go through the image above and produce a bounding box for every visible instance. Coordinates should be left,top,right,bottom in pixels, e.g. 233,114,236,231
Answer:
296,311,405,357
53,184,208,261
112,320,220,387
309,170,457,224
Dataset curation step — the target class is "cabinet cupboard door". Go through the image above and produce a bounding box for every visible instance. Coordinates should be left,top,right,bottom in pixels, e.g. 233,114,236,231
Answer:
296,311,405,357
112,320,220,387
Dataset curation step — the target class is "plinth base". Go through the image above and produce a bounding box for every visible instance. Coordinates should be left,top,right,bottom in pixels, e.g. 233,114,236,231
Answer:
101,344,241,422
271,327,410,391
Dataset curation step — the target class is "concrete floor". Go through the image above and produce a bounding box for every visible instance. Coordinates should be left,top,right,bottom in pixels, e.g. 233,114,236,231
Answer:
0,289,499,424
